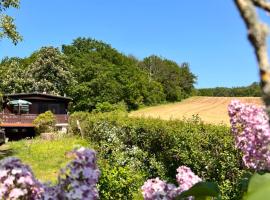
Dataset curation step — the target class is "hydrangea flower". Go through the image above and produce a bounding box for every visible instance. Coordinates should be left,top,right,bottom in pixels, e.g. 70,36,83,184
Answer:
141,166,201,200
228,100,270,170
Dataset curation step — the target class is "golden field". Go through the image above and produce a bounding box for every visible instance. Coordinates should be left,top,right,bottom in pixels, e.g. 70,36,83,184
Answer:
129,96,263,125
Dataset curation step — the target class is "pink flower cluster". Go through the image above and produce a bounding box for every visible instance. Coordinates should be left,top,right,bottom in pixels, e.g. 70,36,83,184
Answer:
141,166,202,200
228,100,270,170
0,147,100,200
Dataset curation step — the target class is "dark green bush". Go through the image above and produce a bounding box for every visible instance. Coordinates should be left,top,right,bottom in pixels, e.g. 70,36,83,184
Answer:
69,112,247,200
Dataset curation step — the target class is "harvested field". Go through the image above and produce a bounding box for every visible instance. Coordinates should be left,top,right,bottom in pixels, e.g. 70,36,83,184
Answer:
129,96,263,125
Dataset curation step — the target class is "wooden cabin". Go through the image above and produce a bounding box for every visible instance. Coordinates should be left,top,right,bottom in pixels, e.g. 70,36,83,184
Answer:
0,93,72,140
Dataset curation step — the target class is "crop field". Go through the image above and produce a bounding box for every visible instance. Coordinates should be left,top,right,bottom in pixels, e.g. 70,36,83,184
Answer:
129,96,263,125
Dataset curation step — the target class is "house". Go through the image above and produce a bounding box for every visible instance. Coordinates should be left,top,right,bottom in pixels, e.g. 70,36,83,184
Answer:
0,93,72,140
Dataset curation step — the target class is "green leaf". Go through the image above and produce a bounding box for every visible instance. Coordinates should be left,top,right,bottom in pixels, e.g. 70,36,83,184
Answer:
244,173,270,200
175,182,220,200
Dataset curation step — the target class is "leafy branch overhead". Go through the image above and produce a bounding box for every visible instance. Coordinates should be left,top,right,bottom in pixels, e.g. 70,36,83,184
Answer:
234,0,270,116
0,0,22,45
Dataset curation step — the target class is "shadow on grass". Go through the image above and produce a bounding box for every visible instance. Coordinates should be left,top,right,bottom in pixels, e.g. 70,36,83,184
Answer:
0,145,14,160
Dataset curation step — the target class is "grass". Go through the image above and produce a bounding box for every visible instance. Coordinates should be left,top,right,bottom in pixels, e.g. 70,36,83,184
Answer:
0,136,90,183
130,96,263,125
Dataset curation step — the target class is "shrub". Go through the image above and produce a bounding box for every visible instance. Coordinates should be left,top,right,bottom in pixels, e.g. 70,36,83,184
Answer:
98,164,144,200
94,101,127,113
69,112,247,200
33,111,56,134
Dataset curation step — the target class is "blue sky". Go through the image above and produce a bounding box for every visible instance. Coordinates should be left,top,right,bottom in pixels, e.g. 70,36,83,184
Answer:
0,0,262,88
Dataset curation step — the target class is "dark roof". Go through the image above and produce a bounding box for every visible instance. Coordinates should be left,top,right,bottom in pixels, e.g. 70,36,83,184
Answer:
4,93,72,101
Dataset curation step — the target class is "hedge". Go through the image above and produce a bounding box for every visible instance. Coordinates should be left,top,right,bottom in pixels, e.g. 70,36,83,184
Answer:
69,111,248,199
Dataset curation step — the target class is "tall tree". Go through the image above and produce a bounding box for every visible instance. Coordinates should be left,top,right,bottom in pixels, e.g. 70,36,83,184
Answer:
0,0,22,44
0,59,31,93
26,47,73,95
140,56,196,101
63,38,165,111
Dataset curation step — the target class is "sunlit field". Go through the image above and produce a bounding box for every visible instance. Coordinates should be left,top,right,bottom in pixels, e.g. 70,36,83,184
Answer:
129,96,263,125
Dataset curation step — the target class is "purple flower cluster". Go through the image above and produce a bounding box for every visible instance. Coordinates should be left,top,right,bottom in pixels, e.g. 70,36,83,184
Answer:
0,157,43,199
141,166,201,200
228,100,270,170
142,178,177,200
0,147,100,200
176,166,202,193
56,147,100,200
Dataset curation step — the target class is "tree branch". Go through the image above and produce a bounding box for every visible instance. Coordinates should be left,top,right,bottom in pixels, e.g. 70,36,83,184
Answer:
234,0,270,116
252,0,270,12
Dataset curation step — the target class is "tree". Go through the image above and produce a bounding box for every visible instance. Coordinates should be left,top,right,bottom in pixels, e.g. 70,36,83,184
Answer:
0,60,31,93
63,37,166,111
179,63,197,97
139,56,197,101
0,0,22,44
26,47,74,95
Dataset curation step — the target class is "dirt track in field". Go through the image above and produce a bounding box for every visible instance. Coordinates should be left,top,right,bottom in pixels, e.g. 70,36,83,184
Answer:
129,96,263,125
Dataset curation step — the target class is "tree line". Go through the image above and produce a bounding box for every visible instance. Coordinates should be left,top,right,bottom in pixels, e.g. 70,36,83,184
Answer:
196,82,261,97
0,37,197,111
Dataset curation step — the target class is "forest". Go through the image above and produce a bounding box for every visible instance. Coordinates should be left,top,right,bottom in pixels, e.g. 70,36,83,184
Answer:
0,37,197,111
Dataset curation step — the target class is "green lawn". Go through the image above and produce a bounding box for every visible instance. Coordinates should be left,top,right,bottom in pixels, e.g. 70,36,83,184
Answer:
0,137,90,183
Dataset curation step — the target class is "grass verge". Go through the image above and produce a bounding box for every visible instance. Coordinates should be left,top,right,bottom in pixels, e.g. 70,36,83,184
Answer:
1,137,89,183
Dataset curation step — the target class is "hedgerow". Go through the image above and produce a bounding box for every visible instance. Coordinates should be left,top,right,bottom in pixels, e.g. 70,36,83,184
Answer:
69,112,247,199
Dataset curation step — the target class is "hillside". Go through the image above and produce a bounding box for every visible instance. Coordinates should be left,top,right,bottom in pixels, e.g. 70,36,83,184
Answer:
129,96,263,125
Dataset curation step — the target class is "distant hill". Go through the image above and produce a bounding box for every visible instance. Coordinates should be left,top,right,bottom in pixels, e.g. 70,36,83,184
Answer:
129,96,263,125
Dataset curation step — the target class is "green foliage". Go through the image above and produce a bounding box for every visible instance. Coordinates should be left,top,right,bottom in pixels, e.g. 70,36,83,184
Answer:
33,111,56,134
63,37,166,111
176,182,220,200
243,173,270,200
98,164,144,200
94,101,127,113
0,37,196,111
197,82,261,97
69,112,248,199
139,56,197,101
0,0,22,44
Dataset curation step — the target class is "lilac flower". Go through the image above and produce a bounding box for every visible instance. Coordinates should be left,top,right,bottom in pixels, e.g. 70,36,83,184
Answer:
9,188,27,199
142,166,201,200
0,157,44,200
176,166,202,193
0,147,101,200
142,177,177,200
56,147,100,200
228,100,270,170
